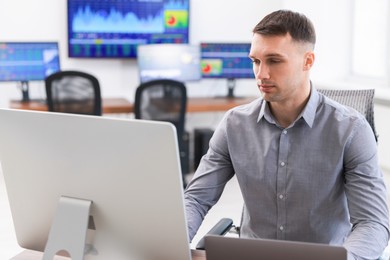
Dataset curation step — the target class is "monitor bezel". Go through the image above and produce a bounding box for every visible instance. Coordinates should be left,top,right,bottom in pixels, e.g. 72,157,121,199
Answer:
200,42,254,80
0,41,61,82
66,0,191,59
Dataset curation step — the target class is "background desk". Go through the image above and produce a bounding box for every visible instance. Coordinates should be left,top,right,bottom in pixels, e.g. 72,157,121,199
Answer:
9,97,257,114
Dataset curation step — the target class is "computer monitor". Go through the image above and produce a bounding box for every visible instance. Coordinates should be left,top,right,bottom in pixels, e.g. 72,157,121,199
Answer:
0,42,61,101
137,44,201,83
67,0,190,58
0,109,191,260
200,42,254,98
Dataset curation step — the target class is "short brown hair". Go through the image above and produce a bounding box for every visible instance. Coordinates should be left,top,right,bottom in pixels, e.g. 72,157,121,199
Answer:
253,10,316,46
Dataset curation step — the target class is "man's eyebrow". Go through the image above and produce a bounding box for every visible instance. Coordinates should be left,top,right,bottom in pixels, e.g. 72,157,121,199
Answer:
248,53,286,59
264,53,285,58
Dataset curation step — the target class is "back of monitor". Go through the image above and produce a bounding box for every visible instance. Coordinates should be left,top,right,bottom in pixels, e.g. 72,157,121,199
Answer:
0,109,190,260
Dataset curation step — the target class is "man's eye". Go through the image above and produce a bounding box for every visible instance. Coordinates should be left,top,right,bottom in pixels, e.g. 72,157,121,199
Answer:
269,59,281,64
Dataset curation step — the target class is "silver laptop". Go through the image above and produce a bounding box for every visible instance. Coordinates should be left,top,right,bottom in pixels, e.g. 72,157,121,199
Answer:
0,109,191,260
205,235,347,260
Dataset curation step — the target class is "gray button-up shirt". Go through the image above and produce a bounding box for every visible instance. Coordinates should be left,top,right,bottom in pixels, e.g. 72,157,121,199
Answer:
184,87,389,259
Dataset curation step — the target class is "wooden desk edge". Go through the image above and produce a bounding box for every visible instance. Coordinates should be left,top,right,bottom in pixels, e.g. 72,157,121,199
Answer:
10,96,258,114
9,98,134,114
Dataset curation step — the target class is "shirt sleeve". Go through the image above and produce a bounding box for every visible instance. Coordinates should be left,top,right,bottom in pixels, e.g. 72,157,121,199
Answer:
184,114,235,241
343,118,390,259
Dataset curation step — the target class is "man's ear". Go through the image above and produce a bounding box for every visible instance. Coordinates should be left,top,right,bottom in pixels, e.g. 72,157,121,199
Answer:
303,51,315,71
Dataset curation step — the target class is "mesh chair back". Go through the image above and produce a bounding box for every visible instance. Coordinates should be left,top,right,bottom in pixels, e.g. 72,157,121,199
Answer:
45,71,102,116
134,79,187,139
318,88,378,142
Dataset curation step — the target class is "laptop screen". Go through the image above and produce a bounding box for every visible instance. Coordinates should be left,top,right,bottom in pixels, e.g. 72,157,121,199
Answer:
205,235,347,260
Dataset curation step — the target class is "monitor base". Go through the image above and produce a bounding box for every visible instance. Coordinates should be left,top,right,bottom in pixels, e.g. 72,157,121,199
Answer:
43,196,91,260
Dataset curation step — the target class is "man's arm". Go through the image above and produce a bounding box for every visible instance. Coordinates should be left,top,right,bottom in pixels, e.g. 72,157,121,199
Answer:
343,119,389,259
184,116,235,241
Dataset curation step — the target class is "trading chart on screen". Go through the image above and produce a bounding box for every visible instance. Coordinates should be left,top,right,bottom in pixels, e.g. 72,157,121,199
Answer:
67,0,189,58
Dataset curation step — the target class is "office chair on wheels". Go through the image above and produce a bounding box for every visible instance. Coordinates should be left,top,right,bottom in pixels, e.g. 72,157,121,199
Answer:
45,70,102,116
196,88,379,250
134,79,189,184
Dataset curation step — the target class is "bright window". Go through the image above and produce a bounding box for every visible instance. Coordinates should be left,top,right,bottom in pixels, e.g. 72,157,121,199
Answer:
352,0,389,80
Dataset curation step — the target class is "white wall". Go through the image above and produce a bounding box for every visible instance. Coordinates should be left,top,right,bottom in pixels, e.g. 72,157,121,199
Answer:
282,0,353,83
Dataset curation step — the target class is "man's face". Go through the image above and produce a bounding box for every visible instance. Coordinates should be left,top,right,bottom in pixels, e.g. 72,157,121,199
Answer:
249,33,314,104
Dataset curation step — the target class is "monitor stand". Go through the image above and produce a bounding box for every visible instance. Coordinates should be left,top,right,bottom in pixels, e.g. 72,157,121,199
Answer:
215,78,243,99
226,78,236,98
19,81,30,102
18,81,46,103
43,196,92,260
227,79,236,98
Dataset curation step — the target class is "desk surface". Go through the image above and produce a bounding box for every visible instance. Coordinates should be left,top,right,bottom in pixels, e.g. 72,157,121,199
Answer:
9,97,257,114
12,249,206,260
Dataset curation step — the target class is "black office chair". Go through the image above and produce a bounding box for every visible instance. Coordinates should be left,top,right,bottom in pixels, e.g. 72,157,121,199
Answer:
45,70,102,116
134,79,189,182
196,88,379,250
317,88,378,142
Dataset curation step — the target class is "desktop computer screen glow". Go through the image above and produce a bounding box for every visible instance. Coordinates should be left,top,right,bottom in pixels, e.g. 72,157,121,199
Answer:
0,42,60,82
67,0,190,58
200,42,254,79
137,44,201,82
200,43,254,98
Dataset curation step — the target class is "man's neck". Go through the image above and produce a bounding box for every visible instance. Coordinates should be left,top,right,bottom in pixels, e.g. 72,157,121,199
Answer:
268,84,311,128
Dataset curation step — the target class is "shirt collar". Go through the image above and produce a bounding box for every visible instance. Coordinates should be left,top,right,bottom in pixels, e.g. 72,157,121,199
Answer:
257,100,275,124
300,86,319,128
257,84,319,128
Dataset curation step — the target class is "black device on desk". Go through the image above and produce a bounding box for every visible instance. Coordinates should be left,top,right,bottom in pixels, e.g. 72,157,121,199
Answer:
194,128,214,171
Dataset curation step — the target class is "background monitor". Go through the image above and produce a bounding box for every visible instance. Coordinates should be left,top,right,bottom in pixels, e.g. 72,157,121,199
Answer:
0,109,191,260
200,42,254,98
0,42,61,101
67,0,190,58
137,44,201,83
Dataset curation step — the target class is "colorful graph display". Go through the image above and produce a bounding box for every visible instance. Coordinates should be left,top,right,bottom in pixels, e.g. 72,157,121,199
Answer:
200,43,254,79
67,0,189,58
0,42,60,82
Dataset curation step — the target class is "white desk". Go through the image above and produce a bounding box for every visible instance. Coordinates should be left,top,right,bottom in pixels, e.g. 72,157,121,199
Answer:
11,249,207,260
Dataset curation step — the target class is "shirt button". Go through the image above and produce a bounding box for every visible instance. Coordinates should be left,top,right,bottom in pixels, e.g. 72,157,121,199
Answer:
283,130,287,134
279,194,284,199
279,226,284,231
280,162,285,166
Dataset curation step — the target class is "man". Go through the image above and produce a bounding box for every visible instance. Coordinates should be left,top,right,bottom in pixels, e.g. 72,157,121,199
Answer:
184,10,389,260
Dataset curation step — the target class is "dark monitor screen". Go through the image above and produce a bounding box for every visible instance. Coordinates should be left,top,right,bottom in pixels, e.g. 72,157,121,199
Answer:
137,44,201,83
0,42,60,82
67,0,190,58
200,43,254,79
